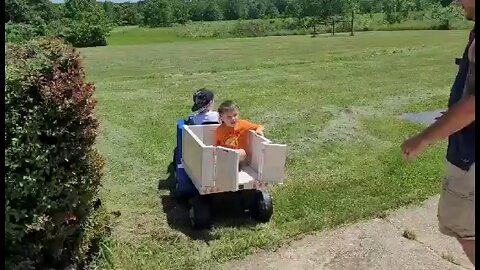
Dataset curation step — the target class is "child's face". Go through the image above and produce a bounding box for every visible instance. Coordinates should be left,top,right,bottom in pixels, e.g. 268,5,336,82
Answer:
220,109,239,127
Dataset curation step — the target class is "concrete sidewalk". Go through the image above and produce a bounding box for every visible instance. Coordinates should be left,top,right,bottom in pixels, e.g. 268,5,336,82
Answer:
224,196,473,270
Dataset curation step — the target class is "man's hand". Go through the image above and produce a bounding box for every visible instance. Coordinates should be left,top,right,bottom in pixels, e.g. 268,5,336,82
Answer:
401,134,429,161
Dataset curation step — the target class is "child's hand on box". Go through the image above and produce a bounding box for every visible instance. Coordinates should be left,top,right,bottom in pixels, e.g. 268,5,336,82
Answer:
255,126,264,136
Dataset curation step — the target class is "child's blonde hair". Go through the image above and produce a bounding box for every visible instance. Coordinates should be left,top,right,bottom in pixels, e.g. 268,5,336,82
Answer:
217,100,239,115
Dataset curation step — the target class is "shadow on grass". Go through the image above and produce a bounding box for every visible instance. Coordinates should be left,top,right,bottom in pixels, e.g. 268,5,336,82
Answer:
158,148,260,242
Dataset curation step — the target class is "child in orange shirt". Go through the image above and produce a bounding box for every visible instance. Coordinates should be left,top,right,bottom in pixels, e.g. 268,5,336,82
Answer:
215,100,264,167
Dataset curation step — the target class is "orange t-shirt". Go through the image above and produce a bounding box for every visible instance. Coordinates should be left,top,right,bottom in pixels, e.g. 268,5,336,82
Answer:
215,119,260,150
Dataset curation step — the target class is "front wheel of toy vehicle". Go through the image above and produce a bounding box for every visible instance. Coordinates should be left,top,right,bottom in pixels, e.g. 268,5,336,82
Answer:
189,196,212,229
250,189,273,223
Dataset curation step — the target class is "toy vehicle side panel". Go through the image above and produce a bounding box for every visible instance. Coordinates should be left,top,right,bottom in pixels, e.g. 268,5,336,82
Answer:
187,125,204,142
176,119,199,197
185,124,219,147
201,146,215,188
215,146,239,192
182,126,215,189
202,124,219,146
247,131,272,175
260,143,287,184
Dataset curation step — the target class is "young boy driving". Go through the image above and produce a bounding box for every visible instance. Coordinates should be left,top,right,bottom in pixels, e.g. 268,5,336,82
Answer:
214,100,264,167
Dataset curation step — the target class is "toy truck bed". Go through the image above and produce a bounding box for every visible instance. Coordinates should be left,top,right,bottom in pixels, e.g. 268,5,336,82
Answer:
181,124,287,195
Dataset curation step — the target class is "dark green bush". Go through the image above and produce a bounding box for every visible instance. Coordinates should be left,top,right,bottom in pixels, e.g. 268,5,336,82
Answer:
5,23,42,43
5,38,107,269
142,0,174,27
430,4,458,30
5,17,111,48
60,18,110,47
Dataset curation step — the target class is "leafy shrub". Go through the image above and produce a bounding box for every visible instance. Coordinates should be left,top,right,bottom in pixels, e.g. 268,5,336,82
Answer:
5,23,42,43
227,19,308,38
60,19,110,47
229,19,273,37
5,38,107,269
429,4,463,30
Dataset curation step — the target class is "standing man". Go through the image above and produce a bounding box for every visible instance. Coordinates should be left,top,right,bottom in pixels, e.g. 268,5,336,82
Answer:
401,0,475,266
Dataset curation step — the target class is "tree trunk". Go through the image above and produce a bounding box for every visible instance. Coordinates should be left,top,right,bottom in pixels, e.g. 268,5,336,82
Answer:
332,18,335,36
350,9,354,36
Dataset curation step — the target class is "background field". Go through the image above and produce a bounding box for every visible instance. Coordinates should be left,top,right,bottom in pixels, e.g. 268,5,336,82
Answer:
80,29,471,269
106,14,472,46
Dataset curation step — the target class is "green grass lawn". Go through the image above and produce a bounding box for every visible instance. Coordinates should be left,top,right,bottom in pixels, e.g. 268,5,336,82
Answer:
80,30,469,269
107,26,209,46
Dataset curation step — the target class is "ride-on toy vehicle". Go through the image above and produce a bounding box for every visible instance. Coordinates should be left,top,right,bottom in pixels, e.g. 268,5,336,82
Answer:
174,118,287,229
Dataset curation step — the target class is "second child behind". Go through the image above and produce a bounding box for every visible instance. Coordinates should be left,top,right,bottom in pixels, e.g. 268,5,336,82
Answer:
189,88,219,125
215,100,264,167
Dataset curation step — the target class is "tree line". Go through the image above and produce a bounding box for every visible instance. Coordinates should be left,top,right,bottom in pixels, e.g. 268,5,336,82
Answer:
4,0,459,46
109,0,455,26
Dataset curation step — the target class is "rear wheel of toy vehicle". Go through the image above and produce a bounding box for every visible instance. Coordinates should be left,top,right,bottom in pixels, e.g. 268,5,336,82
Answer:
172,181,187,204
171,147,187,203
250,189,273,223
172,147,178,178
189,196,212,229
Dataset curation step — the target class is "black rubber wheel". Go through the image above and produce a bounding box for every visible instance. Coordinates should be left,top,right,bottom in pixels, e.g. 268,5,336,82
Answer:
171,147,189,204
250,189,273,223
189,196,212,229
172,181,183,202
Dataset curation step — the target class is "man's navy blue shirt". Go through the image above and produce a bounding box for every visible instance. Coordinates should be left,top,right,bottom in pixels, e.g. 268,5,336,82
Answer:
446,26,475,171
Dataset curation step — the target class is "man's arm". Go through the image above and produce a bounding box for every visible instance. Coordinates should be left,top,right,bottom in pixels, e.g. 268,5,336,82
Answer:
421,43,476,144
402,38,475,160
402,57,475,160
419,95,475,144
401,95,475,160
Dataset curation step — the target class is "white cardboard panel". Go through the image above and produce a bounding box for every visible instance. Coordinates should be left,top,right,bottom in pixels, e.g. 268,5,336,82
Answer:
247,131,271,175
260,143,287,184
183,125,287,193
187,125,204,142
202,124,219,146
238,166,258,185
214,146,239,192
201,146,215,187
182,127,204,188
